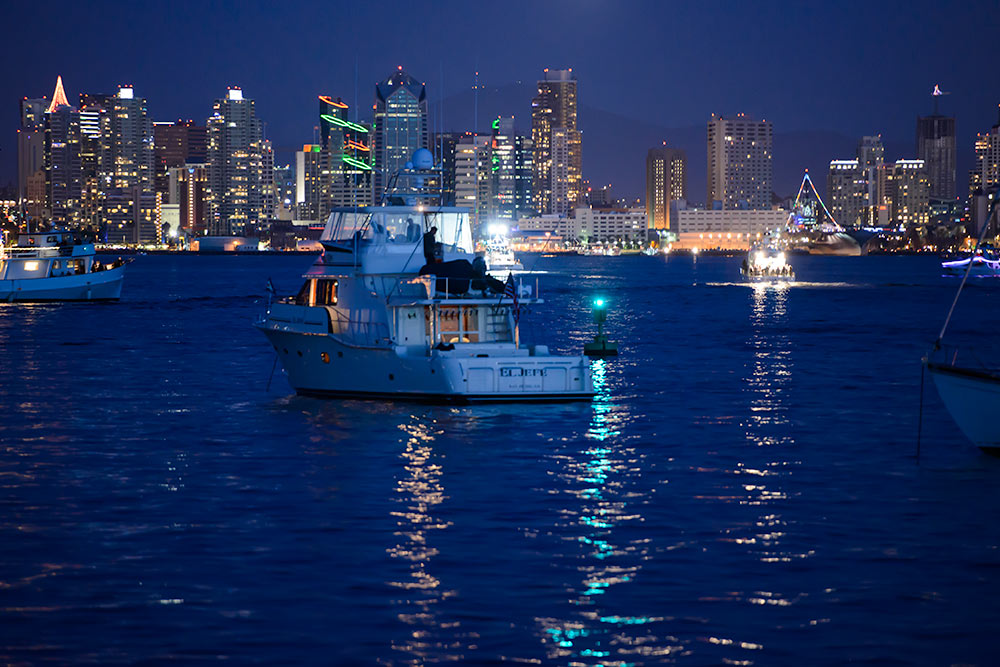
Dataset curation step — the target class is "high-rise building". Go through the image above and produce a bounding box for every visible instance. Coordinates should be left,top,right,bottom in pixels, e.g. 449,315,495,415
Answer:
295,144,326,221
44,77,82,226
857,135,884,226
17,97,48,219
102,86,156,243
168,165,210,236
827,159,867,227
206,87,267,237
646,146,687,230
531,69,582,215
320,95,373,210
154,120,208,200
77,93,113,230
887,159,930,227
488,117,533,225
971,107,1000,197
431,132,464,206
373,69,428,200
916,113,956,201
707,114,773,210
455,134,489,232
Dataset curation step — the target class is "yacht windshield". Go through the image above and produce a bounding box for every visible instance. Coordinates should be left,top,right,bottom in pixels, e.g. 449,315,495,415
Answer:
322,207,473,252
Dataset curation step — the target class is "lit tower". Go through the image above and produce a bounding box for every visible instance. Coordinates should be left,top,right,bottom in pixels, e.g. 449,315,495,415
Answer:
320,95,374,210
916,85,956,201
373,68,428,200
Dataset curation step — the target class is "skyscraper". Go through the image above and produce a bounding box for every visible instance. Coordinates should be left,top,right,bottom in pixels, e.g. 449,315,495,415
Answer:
17,96,48,219
207,87,267,237
531,69,582,215
916,113,956,201
971,106,1000,196
707,114,773,210
455,134,489,229
488,117,533,225
320,95,373,210
373,69,428,200
646,146,687,230
45,96,82,225
431,132,464,206
154,120,208,200
827,159,866,227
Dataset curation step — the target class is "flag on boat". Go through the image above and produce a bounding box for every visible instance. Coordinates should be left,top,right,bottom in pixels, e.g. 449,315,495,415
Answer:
504,273,520,322
265,277,275,295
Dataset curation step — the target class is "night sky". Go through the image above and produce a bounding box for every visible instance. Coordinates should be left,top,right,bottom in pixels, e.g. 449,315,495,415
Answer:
4,0,999,201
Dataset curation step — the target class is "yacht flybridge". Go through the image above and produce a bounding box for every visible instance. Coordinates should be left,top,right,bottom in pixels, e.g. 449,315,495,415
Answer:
256,205,594,402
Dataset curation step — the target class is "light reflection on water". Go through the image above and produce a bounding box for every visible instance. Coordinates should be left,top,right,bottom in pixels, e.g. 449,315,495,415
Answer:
386,418,465,664
538,359,682,664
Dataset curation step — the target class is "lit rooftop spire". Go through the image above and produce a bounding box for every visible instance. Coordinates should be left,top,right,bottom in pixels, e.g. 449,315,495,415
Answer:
46,75,69,112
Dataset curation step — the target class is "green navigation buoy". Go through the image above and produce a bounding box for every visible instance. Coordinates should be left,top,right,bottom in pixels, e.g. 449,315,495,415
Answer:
584,297,619,357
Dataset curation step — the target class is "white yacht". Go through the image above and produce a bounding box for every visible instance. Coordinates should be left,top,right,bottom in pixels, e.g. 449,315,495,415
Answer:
0,230,127,302
256,206,594,402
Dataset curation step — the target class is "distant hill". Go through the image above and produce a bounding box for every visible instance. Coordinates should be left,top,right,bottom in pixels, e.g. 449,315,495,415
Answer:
431,81,935,204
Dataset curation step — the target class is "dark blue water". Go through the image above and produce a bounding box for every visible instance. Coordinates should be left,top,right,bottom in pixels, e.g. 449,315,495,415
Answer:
2,253,999,664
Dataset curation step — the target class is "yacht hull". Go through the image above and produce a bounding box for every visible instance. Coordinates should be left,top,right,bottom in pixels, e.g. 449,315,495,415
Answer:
258,326,594,403
0,265,125,302
927,362,1000,449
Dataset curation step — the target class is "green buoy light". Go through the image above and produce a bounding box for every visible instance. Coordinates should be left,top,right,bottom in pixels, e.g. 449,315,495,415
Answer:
584,297,619,357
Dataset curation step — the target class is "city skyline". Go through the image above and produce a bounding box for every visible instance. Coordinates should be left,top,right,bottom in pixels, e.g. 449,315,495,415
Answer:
3,0,999,201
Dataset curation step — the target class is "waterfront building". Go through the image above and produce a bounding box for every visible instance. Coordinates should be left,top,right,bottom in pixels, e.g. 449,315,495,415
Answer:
916,113,956,201
206,87,268,237
706,114,773,210
454,134,490,235
675,208,788,249
827,159,867,227
373,69,428,200
646,146,686,230
488,117,534,225
531,68,582,215
518,207,646,244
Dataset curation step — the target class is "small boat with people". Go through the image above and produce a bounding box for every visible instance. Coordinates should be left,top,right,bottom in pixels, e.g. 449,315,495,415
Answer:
0,230,127,302
484,234,523,274
925,192,1000,450
256,151,594,403
740,246,794,281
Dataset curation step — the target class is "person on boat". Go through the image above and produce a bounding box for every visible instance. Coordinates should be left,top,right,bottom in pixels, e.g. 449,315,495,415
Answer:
423,226,438,264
